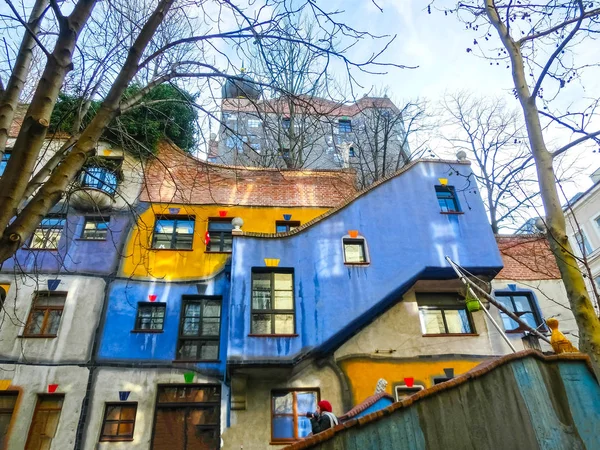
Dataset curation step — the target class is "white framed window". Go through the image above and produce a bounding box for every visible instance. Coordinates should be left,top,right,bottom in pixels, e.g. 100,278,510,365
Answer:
394,385,424,401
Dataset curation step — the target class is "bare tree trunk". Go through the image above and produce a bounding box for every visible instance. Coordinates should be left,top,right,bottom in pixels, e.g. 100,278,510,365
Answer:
486,0,600,380
0,0,49,155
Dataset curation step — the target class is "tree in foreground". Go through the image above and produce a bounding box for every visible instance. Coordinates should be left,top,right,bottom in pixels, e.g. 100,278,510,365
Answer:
0,0,402,263
440,0,600,380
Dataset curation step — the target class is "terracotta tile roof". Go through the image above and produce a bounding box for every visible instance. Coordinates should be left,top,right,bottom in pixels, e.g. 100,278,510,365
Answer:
495,235,561,280
221,95,399,117
338,392,394,421
282,350,593,450
8,104,28,138
239,158,471,238
140,140,357,207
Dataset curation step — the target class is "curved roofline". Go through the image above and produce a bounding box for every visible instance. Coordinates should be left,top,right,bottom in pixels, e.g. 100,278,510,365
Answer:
161,139,355,174
236,158,471,239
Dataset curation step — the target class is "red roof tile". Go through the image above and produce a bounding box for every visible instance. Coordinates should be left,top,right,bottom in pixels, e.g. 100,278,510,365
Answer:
495,235,561,280
141,140,357,207
338,392,394,421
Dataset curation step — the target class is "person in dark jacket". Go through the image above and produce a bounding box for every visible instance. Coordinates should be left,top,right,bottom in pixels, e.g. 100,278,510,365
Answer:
307,400,339,434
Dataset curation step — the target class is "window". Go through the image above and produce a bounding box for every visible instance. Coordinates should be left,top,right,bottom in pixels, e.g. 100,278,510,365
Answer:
280,148,290,160
248,119,261,128
250,142,261,152
80,166,118,195
25,395,64,450
495,292,543,333
343,238,368,264
23,292,66,337
435,186,460,213
281,118,291,130
416,293,473,335
271,390,318,443
100,403,137,442
177,297,221,361
81,217,109,240
394,385,424,401
433,377,453,385
251,269,295,335
0,392,18,446
29,217,65,250
349,146,356,157
0,151,10,177
134,303,166,331
595,276,600,289
574,230,593,257
152,216,195,250
338,119,352,133
276,221,300,233
207,219,232,252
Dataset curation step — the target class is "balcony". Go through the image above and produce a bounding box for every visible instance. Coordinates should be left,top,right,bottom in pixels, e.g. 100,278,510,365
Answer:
70,166,118,211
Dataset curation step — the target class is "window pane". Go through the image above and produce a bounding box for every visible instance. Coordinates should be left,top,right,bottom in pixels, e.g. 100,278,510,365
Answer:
208,221,233,232
499,312,519,332
296,392,317,415
519,312,538,330
45,310,62,335
203,301,221,318
26,310,45,334
153,235,173,249
252,314,271,334
155,220,175,234
512,296,532,313
106,405,121,421
183,317,200,335
276,225,287,233
201,318,220,336
103,423,118,437
272,416,294,439
344,241,365,263
117,422,134,436
273,273,292,291
178,341,199,359
176,220,194,234
274,314,294,334
274,291,293,310
273,392,293,413
419,309,445,334
201,342,219,360
445,309,471,333
252,290,271,310
298,416,313,438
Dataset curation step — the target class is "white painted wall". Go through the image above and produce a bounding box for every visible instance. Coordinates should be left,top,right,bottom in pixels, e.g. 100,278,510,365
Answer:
2,363,89,450
0,275,105,362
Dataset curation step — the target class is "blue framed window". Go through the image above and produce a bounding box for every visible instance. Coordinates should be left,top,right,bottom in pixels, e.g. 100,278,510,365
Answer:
435,186,460,213
338,119,352,133
271,389,318,443
80,166,118,195
29,217,66,249
495,292,544,332
0,151,10,176
152,216,195,250
81,217,109,240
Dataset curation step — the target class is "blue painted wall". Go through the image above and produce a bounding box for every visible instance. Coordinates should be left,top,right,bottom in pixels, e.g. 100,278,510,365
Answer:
98,273,230,376
228,161,503,362
1,214,130,275
355,397,395,419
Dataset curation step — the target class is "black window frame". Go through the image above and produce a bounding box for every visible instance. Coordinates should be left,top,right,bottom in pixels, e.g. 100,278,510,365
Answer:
81,217,109,240
28,215,66,250
275,221,301,233
416,293,474,335
343,238,368,264
435,185,461,213
99,402,138,442
79,164,119,196
338,119,352,133
133,302,166,332
176,296,222,362
251,268,296,335
494,292,545,333
206,218,233,253
151,215,195,250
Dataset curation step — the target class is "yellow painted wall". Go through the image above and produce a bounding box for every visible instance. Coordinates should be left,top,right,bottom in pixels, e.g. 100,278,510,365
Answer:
339,357,486,405
121,204,329,280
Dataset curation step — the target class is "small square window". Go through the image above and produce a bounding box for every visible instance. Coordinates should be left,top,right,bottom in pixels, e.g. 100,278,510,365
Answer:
435,186,460,213
29,216,66,250
248,119,261,128
207,219,233,252
394,385,424,401
81,217,109,240
152,216,195,250
134,303,166,331
100,402,137,442
495,292,544,333
338,119,352,133
281,118,291,130
276,221,300,233
416,293,473,335
271,390,319,443
24,292,66,337
343,238,368,264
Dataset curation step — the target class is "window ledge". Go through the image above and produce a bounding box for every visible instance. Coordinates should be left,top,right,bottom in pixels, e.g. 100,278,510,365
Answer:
440,211,464,215
18,334,58,339
248,334,299,338
344,262,370,266
99,438,134,442
21,248,58,252
131,329,164,334
422,333,479,337
205,251,232,254
151,248,194,252
172,359,220,363
270,441,298,446
75,238,107,242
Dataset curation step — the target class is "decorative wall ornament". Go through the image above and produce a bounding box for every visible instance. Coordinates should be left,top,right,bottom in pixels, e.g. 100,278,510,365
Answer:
119,391,131,401
283,214,292,221
0,380,10,390
508,284,517,291
403,377,414,388
148,294,157,302
443,368,455,379
47,279,61,291
169,207,180,215
264,258,280,267
374,378,388,394
48,384,59,393
348,230,359,238
219,210,228,217
438,178,448,186
184,372,195,383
